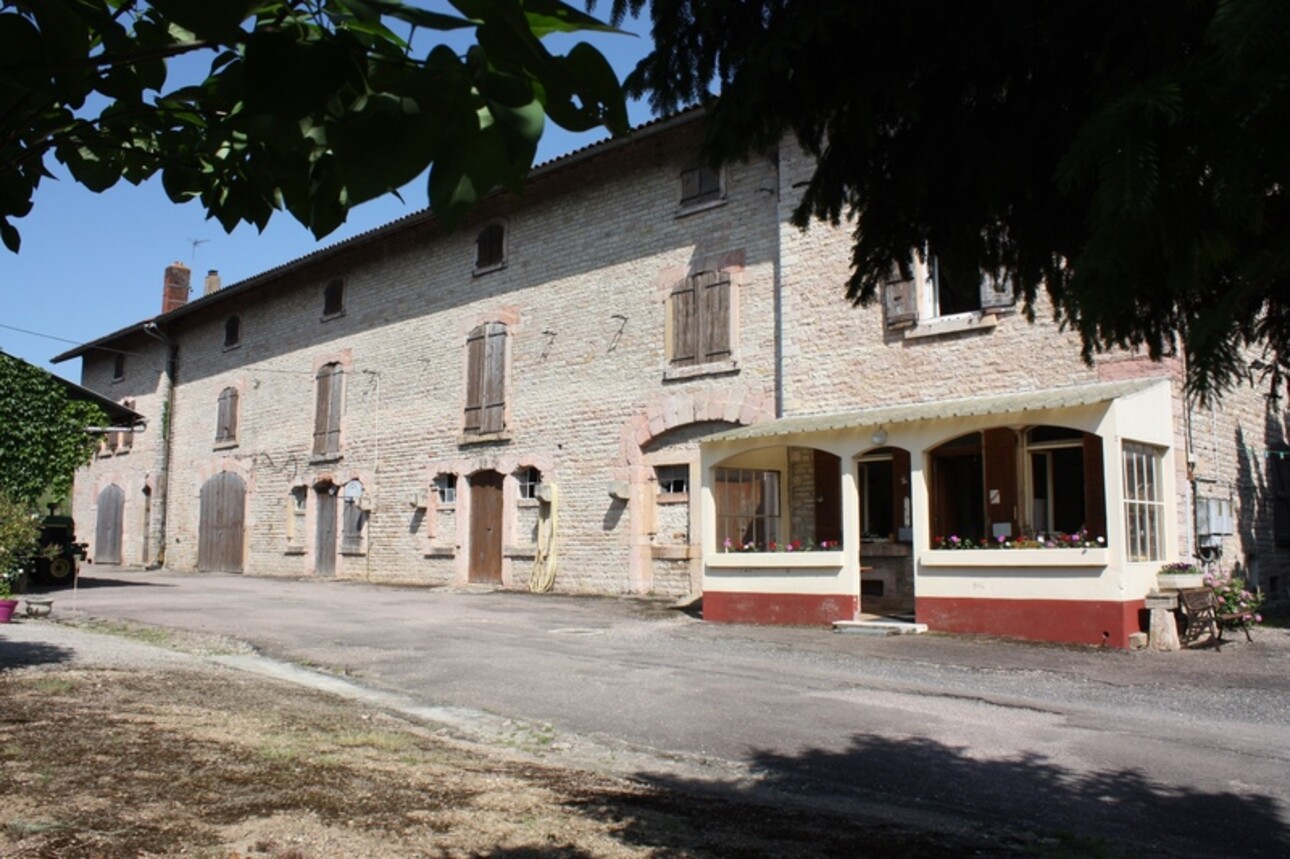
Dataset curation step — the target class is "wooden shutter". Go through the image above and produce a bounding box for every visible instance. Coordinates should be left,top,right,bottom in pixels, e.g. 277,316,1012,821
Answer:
980,271,1015,310
680,165,719,205
1082,433,1107,540
476,225,504,268
481,323,507,434
464,327,485,432
884,269,918,328
670,278,698,366
983,427,1019,536
217,388,238,442
700,271,732,362
313,364,341,455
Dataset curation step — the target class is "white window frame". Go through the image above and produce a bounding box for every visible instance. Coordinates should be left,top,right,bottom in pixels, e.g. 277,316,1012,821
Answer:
434,474,457,506
1123,442,1165,562
340,479,366,555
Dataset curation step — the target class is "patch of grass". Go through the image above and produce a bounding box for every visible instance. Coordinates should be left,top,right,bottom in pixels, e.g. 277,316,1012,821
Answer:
330,729,417,752
4,819,69,837
29,676,78,695
75,618,173,647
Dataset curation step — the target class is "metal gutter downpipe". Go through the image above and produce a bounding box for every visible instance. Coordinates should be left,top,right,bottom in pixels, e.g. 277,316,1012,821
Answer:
142,321,176,568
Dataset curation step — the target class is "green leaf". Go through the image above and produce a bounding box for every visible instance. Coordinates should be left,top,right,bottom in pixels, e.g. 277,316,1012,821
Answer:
148,0,256,42
521,0,624,36
0,219,20,253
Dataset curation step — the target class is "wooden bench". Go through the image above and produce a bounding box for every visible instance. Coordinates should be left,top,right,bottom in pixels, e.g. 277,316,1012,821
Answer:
1178,588,1254,649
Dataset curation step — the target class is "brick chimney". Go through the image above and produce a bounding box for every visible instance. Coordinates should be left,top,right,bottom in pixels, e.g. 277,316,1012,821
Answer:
162,262,191,313
203,269,222,296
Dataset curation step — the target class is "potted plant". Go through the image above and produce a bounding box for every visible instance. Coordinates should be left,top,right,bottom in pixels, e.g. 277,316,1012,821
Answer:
1156,561,1204,591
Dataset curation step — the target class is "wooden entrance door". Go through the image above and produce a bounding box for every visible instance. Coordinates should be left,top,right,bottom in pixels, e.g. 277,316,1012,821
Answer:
95,484,124,564
469,470,504,584
315,483,337,577
198,473,246,572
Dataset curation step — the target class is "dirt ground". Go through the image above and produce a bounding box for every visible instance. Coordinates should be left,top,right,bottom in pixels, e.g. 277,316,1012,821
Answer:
0,623,1066,859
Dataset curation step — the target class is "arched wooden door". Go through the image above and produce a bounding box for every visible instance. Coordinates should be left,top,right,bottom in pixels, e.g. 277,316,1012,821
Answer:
469,470,504,584
94,484,125,565
315,482,337,577
198,472,246,572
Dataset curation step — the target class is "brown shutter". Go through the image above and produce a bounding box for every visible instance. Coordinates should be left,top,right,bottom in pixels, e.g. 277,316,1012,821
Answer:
464,326,485,432
326,365,343,453
983,428,1019,537
481,323,507,434
671,278,698,366
701,271,732,362
1082,433,1107,540
884,269,918,328
313,367,332,454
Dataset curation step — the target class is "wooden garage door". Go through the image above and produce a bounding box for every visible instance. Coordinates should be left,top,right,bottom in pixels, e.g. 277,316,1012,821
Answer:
198,472,246,572
95,484,125,565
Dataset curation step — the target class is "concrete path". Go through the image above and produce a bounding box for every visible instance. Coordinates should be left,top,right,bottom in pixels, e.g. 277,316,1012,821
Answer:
5,568,1289,857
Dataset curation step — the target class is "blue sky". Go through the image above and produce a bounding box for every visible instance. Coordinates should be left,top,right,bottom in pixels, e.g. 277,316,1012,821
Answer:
0,9,654,380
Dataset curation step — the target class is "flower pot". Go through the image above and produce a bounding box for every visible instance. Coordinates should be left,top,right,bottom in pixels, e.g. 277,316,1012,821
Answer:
24,597,53,618
1156,573,1204,591
0,599,18,623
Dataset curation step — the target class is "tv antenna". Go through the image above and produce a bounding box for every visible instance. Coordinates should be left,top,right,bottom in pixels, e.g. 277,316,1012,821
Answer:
188,237,209,263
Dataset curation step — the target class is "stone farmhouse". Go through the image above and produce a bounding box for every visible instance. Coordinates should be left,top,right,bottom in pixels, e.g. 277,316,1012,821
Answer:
56,109,1289,648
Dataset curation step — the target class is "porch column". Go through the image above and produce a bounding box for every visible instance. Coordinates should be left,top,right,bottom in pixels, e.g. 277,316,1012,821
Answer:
840,455,862,619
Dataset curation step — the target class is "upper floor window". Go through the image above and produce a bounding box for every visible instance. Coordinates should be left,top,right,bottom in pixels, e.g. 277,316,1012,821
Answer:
224,316,241,348
680,164,722,207
517,466,542,500
884,248,1014,331
464,322,507,435
112,353,125,381
475,223,505,272
313,362,343,456
215,386,239,444
670,270,731,367
323,278,345,318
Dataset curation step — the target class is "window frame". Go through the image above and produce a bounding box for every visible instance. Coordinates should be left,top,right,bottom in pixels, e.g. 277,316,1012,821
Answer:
655,464,690,503
340,479,366,555
668,270,732,371
679,164,723,210
287,486,307,552
474,222,506,273
1123,441,1165,562
463,322,508,437
885,248,1015,335
714,467,782,550
434,473,457,507
223,315,241,349
322,278,345,319
215,386,239,445
111,352,125,381
517,466,542,501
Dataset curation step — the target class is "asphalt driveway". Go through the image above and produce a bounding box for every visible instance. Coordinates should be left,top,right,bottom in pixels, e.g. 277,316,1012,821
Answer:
7,568,1290,857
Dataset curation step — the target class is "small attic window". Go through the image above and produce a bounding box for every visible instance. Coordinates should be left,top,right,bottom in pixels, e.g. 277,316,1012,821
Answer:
112,353,125,381
323,278,345,318
680,164,722,207
224,315,241,348
475,223,506,272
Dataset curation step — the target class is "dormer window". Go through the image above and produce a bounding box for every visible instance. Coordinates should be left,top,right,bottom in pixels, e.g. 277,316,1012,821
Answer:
474,223,506,273
224,315,241,348
323,278,345,318
112,353,125,381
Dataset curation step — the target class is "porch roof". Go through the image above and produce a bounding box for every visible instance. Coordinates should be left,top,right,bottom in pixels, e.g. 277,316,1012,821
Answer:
705,377,1168,444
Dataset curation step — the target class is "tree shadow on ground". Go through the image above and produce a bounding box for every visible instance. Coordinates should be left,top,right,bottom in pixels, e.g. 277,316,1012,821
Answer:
587,734,1288,858
0,638,73,670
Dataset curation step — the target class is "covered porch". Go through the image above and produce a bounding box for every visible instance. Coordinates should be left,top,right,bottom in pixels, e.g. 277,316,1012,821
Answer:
698,377,1179,647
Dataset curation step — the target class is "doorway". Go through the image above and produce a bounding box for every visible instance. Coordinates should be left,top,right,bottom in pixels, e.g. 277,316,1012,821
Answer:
469,470,504,584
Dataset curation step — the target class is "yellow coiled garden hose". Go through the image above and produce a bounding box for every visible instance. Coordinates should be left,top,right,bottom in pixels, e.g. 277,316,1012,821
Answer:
530,483,558,593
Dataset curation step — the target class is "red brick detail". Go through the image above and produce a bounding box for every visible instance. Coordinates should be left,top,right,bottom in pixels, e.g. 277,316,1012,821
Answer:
162,262,191,313
916,596,1145,649
703,591,859,626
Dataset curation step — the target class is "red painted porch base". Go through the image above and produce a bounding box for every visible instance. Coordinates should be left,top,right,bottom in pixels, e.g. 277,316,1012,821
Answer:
916,596,1145,649
703,591,858,626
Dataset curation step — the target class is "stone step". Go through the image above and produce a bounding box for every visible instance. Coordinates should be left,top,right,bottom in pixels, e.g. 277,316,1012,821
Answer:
833,619,928,636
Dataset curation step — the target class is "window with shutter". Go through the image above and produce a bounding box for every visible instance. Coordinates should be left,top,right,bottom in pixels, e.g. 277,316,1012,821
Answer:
475,224,505,271
680,165,722,207
313,363,343,456
215,387,239,443
889,247,1016,332
670,271,731,367
464,323,507,435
